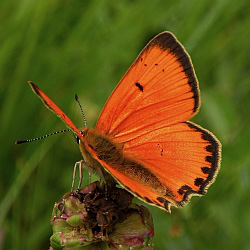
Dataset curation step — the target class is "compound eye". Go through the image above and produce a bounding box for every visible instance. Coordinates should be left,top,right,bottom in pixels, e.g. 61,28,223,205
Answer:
75,135,80,145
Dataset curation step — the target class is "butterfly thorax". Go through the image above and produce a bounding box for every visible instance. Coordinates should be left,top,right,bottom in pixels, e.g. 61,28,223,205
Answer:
79,128,122,183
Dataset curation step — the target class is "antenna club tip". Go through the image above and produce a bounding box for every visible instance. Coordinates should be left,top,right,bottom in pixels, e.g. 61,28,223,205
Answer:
15,140,27,144
75,94,79,101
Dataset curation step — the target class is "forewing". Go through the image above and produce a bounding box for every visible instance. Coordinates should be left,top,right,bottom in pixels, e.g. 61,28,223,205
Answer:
96,32,200,140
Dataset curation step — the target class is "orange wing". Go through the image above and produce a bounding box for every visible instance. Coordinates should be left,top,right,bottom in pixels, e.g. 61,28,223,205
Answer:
95,32,221,211
96,32,200,138
108,122,220,211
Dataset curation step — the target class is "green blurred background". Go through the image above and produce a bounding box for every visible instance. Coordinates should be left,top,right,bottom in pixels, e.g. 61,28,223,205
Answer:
1,0,250,249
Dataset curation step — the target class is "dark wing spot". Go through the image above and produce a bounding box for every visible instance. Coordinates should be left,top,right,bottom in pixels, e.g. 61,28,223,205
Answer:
178,185,192,195
144,64,147,66
202,167,211,174
206,155,213,163
157,197,165,203
140,57,143,62
194,178,204,186
155,63,158,66
206,145,213,152
162,69,165,72
135,82,144,92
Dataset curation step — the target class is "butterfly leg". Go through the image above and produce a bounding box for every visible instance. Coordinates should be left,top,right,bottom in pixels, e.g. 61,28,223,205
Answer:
71,160,85,191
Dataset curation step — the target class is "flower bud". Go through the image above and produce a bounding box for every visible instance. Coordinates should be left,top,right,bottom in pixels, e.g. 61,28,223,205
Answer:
50,181,154,249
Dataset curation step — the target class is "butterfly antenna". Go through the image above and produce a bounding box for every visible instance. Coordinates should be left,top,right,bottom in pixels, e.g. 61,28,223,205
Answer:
15,129,71,144
75,94,87,127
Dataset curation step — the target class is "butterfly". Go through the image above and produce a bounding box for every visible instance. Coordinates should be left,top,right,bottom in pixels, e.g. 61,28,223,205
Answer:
28,32,221,212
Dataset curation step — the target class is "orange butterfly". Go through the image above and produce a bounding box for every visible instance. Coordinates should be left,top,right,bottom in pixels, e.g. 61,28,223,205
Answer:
28,32,221,212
